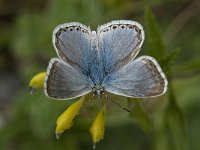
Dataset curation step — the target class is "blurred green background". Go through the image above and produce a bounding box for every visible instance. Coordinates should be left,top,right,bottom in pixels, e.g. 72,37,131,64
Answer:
0,0,200,149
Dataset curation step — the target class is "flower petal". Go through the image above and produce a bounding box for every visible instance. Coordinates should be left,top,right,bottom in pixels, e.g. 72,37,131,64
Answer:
55,96,85,139
89,104,106,149
29,72,46,94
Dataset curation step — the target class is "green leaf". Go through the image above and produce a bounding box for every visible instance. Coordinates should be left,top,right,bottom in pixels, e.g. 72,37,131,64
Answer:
164,85,188,150
128,98,152,133
160,48,180,74
172,57,200,76
144,7,168,61
144,7,181,75
144,8,188,150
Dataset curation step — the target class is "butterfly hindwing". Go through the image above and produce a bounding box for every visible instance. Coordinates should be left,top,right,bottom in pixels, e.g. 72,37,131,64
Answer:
45,58,93,100
102,56,168,98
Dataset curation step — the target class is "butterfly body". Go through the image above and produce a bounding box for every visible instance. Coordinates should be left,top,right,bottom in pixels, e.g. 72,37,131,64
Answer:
88,31,105,85
45,20,167,100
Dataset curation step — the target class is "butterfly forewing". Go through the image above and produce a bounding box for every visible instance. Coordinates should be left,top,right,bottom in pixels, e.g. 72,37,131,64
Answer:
97,20,144,73
52,22,92,75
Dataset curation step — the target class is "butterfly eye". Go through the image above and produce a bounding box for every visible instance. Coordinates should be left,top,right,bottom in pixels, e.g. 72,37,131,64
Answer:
100,90,103,95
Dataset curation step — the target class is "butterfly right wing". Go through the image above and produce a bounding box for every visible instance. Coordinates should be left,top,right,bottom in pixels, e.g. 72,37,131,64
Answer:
44,58,93,100
102,56,168,98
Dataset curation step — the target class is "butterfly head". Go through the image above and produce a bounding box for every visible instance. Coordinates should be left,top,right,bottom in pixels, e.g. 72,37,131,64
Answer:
92,84,104,96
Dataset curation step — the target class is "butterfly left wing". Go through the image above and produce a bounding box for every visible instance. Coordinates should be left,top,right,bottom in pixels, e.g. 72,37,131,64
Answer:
102,56,168,98
44,58,93,100
52,22,92,75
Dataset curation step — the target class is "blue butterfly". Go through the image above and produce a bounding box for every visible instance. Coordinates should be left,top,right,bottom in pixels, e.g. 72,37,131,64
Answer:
44,20,168,100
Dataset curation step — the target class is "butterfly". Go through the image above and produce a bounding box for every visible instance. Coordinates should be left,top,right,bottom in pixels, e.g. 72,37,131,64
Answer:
44,20,168,100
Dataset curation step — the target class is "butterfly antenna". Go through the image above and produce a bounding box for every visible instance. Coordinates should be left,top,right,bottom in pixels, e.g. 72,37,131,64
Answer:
103,93,130,113
75,94,96,118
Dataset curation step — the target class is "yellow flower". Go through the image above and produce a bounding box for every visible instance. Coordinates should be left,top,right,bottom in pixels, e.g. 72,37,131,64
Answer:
89,104,107,149
29,72,46,94
55,96,85,139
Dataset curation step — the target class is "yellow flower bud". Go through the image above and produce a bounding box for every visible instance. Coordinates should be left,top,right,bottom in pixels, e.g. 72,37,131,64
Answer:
55,96,85,139
29,72,46,94
89,104,107,149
